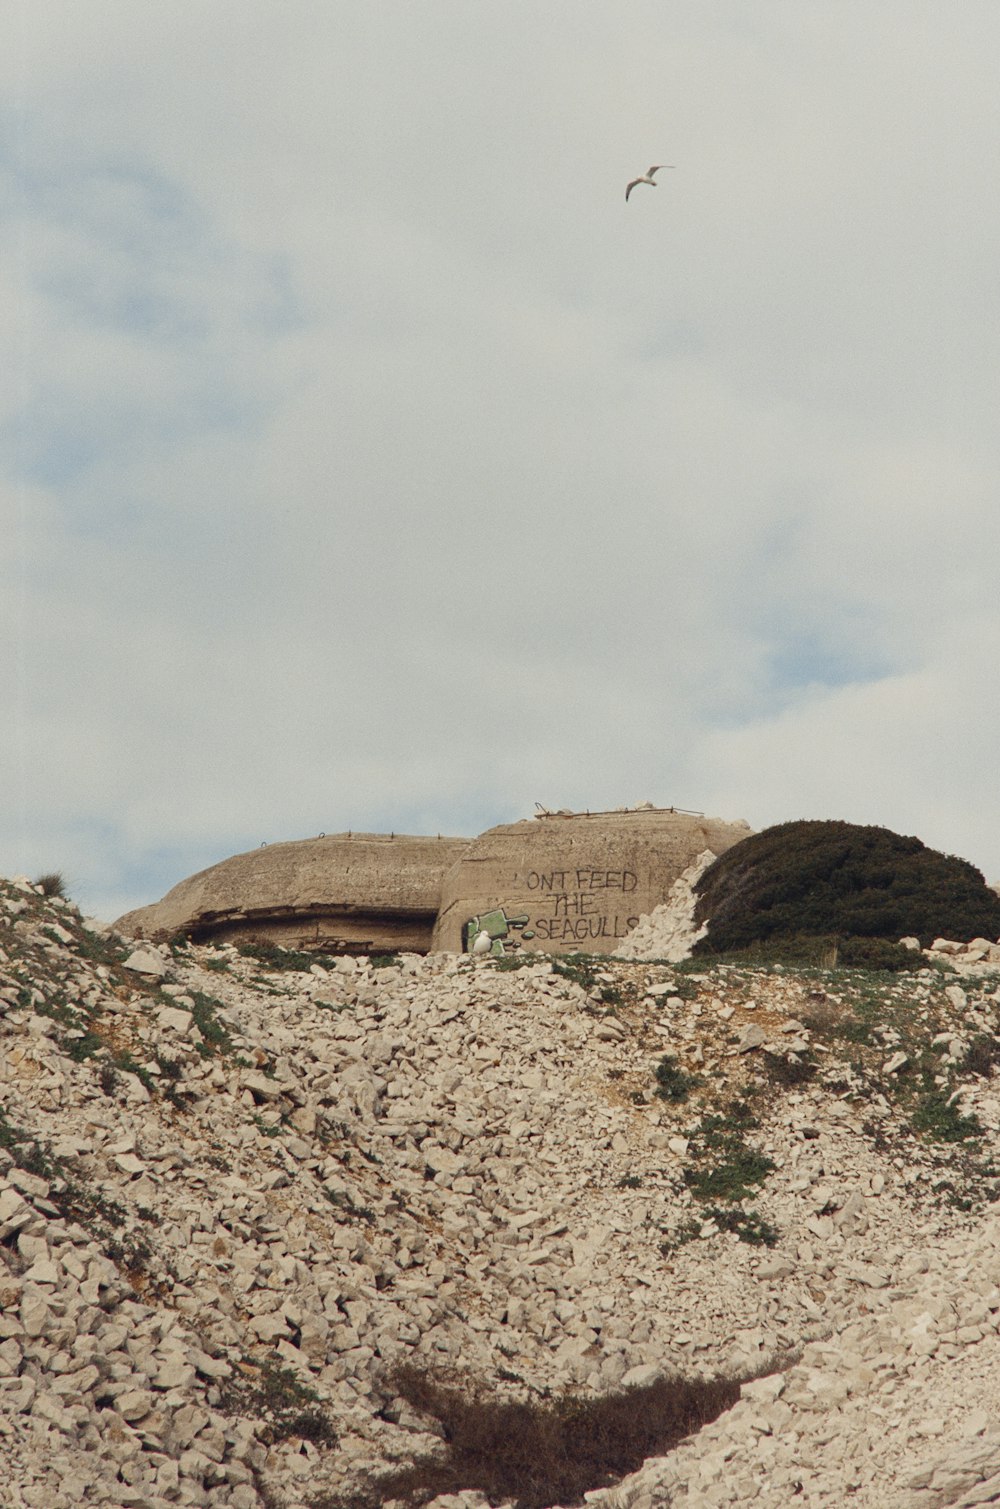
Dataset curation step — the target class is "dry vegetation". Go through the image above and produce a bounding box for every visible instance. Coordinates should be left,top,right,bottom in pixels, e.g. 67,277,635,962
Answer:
316,1362,769,1509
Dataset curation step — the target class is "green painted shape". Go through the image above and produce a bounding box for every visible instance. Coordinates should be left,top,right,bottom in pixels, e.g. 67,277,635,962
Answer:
477,909,511,939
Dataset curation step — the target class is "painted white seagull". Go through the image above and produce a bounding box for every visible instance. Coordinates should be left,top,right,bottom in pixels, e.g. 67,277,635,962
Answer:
625,164,674,202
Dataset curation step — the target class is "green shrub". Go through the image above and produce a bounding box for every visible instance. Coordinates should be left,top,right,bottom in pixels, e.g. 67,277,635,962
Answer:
761,1049,818,1087
34,871,68,899
654,1055,702,1103
694,820,1000,955
837,936,924,971
98,1063,120,1097
552,954,606,991
711,934,916,972
684,1147,775,1202
963,1035,1000,1078
703,1205,779,1247
659,1217,702,1254
911,1079,983,1143
64,1030,105,1063
186,991,237,1056
683,1113,775,1202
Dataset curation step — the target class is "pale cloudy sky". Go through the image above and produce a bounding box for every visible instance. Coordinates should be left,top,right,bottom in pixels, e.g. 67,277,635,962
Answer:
4,2,1000,920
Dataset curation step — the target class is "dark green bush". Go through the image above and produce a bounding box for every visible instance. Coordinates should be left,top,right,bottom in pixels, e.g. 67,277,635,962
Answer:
654,1055,702,1103
693,821,1000,956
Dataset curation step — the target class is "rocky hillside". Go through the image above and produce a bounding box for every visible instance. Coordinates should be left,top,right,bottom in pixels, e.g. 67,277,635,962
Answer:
5,874,1000,1508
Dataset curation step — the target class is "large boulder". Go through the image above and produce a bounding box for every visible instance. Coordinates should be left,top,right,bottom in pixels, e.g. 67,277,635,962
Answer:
432,808,752,957
115,833,470,954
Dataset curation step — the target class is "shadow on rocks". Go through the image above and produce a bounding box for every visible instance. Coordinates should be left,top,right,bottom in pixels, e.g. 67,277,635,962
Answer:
315,1359,784,1509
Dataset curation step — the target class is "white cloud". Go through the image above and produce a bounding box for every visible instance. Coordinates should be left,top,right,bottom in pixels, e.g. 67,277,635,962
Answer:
3,2,1000,918
694,610,1000,882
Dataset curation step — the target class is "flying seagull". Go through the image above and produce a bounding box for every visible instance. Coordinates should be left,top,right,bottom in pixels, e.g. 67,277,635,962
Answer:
625,164,674,202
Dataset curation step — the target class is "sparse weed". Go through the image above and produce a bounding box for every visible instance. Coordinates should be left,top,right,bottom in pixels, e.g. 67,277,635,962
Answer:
106,1230,157,1282
237,939,334,973
186,991,237,1056
72,929,129,969
0,1109,56,1179
0,1109,133,1239
221,1356,336,1447
552,954,606,992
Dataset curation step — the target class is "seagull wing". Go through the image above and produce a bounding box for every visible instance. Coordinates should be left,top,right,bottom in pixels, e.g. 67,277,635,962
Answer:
646,165,662,179
625,178,641,201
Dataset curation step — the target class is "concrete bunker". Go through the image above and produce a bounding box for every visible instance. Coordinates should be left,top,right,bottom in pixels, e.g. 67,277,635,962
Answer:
432,807,753,957
115,808,753,958
114,832,469,955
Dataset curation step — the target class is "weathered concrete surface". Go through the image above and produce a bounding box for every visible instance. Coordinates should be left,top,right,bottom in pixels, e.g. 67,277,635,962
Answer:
432,808,753,956
114,832,469,953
